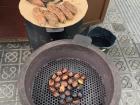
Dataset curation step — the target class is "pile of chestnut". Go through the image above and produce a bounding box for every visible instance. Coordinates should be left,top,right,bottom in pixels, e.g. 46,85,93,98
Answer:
48,68,86,105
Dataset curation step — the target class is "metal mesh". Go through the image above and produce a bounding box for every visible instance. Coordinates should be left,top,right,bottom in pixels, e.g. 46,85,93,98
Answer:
32,58,106,105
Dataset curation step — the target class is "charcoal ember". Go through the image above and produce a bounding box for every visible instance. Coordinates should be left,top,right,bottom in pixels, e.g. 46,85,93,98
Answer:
72,81,78,88
53,91,60,97
55,76,61,82
49,79,54,86
56,70,63,76
62,68,68,73
65,90,71,96
59,99,66,105
52,74,57,79
72,99,80,105
60,94,66,99
62,74,68,80
55,82,61,89
66,96,73,103
74,73,80,79
61,81,68,87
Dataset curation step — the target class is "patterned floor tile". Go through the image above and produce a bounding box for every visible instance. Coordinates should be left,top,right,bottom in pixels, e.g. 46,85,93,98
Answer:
136,43,140,55
117,34,133,46
121,90,140,105
108,12,124,24
0,65,19,81
0,101,16,105
2,50,20,64
126,58,140,72
112,58,130,74
0,50,3,59
131,72,140,90
120,45,139,58
16,91,20,102
0,82,17,101
107,45,123,58
4,43,21,49
20,42,30,50
111,23,126,32
20,50,31,63
120,73,135,90
0,43,5,50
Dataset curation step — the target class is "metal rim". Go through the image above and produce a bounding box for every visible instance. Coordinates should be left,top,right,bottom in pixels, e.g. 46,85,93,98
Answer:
18,39,121,105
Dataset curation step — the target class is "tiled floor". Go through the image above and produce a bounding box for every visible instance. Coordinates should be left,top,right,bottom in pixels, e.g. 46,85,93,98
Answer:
0,42,31,105
0,0,140,105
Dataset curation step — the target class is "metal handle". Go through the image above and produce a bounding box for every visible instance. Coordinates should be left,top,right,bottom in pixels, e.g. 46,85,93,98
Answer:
73,34,92,46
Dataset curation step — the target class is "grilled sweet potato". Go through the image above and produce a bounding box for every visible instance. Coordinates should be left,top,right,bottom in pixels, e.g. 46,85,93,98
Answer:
32,7,46,26
43,10,59,26
57,4,74,20
63,1,77,15
47,4,66,23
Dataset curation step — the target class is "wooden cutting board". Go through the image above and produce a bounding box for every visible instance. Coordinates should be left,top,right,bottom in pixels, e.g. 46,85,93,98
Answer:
19,0,88,28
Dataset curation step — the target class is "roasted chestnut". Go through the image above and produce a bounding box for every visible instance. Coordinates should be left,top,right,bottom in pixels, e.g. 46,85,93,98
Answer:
72,99,80,104
66,96,73,103
81,75,86,80
49,87,56,92
52,74,57,79
59,99,66,105
60,94,66,99
61,81,68,87
74,73,80,79
78,92,83,99
65,90,71,96
72,81,78,88
59,85,65,93
53,91,60,97
55,82,61,89
62,74,68,80
56,70,63,76
62,68,68,73
77,85,83,90
72,93,77,98
78,79,84,85
67,85,72,90
68,78,73,85
55,76,61,82
68,72,73,77
49,79,54,86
